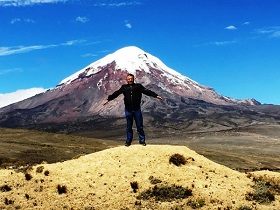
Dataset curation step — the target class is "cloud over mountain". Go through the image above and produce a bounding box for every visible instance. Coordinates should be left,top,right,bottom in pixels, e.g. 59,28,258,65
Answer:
0,88,46,108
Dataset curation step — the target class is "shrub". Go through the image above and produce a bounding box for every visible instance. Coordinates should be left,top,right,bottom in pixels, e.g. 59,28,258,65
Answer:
187,199,205,209
130,181,139,193
25,173,32,181
0,185,12,192
238,205,252,210
246,181,275,203
137,184,192,201
44,170,50,176
57,184,67,194
248,173,280,195
169,154,187,166
36,166,44,173
4,198,14,205
149,176,162,184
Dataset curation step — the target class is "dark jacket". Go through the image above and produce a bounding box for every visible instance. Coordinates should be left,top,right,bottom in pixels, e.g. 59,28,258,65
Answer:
107,83,158,111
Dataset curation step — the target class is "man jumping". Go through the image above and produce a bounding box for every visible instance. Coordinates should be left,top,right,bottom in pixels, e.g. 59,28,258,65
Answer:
103,73,162,146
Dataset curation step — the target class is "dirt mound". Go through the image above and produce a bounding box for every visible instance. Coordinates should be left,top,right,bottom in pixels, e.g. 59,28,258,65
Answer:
0,145,279,209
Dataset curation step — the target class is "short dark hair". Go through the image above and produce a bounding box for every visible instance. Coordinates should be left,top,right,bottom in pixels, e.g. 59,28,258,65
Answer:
127,73,134,78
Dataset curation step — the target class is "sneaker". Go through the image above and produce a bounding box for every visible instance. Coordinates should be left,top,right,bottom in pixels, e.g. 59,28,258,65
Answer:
125,143,131,147
140,143,146,146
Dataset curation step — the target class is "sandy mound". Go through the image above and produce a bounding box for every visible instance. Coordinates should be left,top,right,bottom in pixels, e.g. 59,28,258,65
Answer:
0,145,279,209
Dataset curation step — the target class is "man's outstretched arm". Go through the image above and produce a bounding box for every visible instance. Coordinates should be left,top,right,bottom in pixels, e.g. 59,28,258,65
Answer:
103,85,124,106
141,85,163,101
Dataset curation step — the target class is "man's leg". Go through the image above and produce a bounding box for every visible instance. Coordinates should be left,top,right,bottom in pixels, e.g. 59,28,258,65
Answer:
125,109,133,145
134,109,146,144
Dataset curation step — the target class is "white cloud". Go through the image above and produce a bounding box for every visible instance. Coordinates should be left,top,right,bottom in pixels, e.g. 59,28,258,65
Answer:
125,20,132,29
225,25,237,30
93,1,142,7
63,39,86,46
0,39,88,56
98,49,110,53
0,44,57,56
0,88,46,108
255,29,274,34
11,18,36,24
0,68,22,75
75,16,89,23
195,40,237,47
254,26,280,38
125,23,132,28
270,31,280,38
242,21,250,25
81,53,98,57
1,0,142,7
25,18,36,23
11,18,21,24
0,0,70,7
213,41,236,46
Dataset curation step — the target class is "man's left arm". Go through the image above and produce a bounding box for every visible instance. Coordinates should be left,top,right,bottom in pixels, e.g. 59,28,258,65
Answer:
142,85,163,100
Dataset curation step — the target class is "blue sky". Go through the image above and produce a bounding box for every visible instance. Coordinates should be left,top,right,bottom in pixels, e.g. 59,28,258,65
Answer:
0,0,280,107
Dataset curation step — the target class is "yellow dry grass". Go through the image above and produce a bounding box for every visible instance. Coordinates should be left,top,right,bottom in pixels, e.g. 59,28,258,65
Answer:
0,145,279,209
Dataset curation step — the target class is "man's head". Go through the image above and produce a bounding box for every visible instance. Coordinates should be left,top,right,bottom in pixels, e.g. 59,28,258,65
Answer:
126,74,135,85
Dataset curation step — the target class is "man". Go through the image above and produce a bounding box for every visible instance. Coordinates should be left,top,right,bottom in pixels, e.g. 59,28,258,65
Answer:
103,74,162,146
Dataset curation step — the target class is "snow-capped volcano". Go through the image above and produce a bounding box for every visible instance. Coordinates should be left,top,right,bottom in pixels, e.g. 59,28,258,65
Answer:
60,46,188,85
58,46,255,106
0,46,263,129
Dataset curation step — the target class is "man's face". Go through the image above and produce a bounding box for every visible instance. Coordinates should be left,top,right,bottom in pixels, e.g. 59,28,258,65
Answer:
126,75,134,85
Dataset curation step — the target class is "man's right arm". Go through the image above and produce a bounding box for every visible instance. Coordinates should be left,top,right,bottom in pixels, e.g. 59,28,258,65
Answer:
103,85,124,105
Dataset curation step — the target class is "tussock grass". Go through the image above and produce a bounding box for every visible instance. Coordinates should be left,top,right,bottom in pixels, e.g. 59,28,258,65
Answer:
130,181,139,193
137,184,192,202
238,205,252,210
57,184,67,194
169,154,187,166
4,198,14,205
246,181,275,203
36,166,44,173
246,172,280,204
25,173,32,181
187,199,206,209
149,176,162,184
0,185,12,192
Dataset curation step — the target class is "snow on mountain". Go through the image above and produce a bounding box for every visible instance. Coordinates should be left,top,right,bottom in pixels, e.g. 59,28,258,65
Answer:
57,46,258,106
60,46,195,86
58,46,211,100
